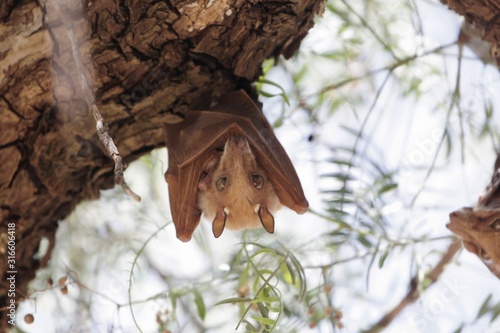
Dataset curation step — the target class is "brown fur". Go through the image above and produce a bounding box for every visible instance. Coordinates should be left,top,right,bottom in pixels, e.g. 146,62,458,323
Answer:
447,155,500,279
448,207,500,278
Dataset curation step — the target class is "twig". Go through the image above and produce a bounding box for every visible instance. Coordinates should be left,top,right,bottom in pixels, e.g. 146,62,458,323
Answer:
59,2,141,201
409,41,462,207
340,0,399,61
311,42,456,98
364,240,461,333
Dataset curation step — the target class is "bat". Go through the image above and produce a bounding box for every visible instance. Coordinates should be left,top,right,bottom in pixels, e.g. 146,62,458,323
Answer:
448,208,500,278
447,155,500,279
164,90,309,242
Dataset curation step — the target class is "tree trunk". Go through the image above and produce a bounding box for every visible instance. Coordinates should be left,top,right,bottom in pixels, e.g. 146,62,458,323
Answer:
441,0,500,66
0,0,324,328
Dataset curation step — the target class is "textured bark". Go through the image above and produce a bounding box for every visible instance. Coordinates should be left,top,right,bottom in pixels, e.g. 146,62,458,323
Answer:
441,0,500,64
0,0,324,328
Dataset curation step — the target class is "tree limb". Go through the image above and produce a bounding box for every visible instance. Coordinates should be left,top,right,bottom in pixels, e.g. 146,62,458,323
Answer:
364,240,461,333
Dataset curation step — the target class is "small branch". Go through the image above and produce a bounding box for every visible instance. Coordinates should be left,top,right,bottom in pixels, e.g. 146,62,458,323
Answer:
409,41,462,207
59,3,141,201
340,0,399,61
94,113,141,202
312,42,456,98
364,240,461,333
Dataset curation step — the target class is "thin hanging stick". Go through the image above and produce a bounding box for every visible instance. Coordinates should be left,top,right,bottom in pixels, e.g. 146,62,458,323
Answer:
365,240,461,333
59,2,141,201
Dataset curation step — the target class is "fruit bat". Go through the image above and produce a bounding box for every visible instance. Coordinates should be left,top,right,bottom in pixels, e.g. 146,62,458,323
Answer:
447,154,500,279
164,90,309,242
448,207,500,279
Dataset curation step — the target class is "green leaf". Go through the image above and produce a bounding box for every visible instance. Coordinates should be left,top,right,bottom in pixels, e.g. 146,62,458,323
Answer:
444,128,452,157
259,90,279,98
378,249,390,268
250,248,278,259
257,302,270,318
288,252,307,301
215,297,252,306
239,262,250,286
273,115,284,129
193,289,206,320
326,207,349,216
293,66,308,84
327,158,353,167
476,294,492,319
252,296,279,304
322,188,353,195
326,198,355,204
251,315,276,326
281,261,295,286
268,306,282,313
261,59,275,75
357,234,372,248
257,79,290,106
244,320,258,332
491,303,500,321
171,293,177,312
378,183,397,195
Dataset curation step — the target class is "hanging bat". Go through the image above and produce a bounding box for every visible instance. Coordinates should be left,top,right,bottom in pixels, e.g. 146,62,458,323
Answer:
448,207,500,278
164,90,309,242
447,155,500,279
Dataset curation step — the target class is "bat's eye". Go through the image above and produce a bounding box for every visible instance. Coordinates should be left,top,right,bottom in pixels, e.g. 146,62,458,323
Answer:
215,177,227,192
252,175,264,189
490,218,500,231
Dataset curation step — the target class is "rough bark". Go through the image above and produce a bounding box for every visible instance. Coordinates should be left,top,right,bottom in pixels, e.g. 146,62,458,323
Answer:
0,0,324,328
441,0,500,64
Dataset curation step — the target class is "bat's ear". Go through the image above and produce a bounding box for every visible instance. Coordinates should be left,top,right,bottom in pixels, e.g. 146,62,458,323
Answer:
258,206,275,234
212,209,227,238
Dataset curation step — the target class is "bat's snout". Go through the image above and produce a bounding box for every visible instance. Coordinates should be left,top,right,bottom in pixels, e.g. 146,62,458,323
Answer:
447,208,472,236
449,207,473,221
447,211,460,231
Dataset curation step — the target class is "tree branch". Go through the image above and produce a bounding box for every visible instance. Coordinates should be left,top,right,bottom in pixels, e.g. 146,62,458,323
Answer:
364,240,461,333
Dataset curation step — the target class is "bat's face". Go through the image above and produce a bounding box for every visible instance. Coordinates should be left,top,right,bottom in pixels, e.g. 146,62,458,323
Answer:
448,207,500,278
197,135,281,237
